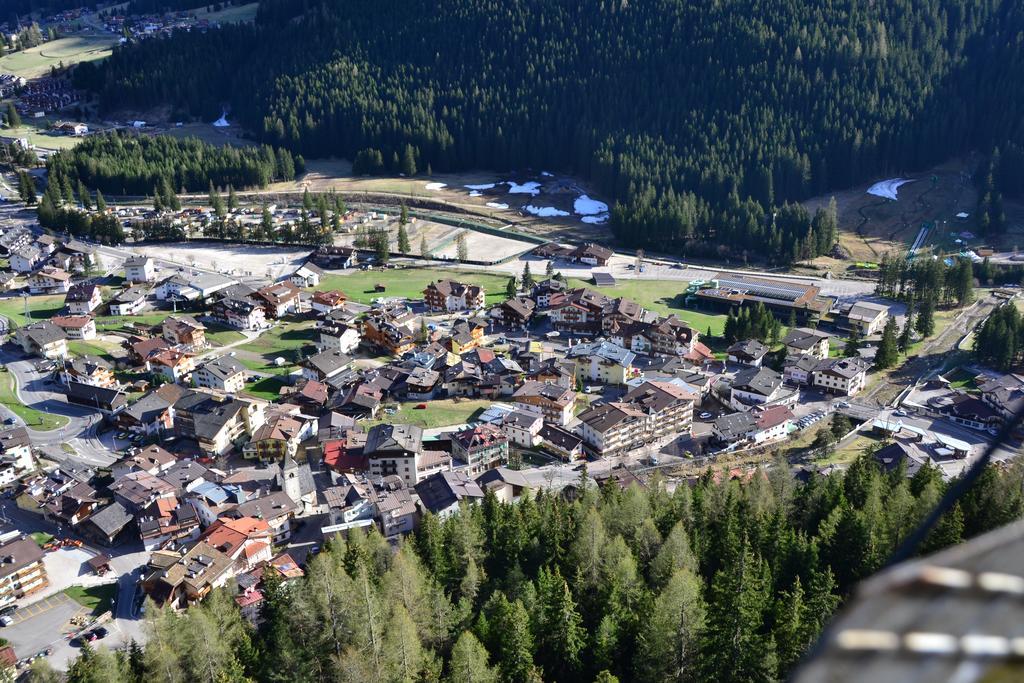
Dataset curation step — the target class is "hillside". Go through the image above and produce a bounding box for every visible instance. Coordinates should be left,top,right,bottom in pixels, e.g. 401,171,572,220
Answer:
73,0,1024,262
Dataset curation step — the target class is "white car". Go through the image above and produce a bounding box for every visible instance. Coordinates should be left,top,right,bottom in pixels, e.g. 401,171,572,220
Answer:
699,412,713,420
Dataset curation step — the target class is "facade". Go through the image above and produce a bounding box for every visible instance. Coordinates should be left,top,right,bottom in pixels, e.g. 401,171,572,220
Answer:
124,255,156,283
811,357,868,396
365,423,450,487
511,381,577,426
255,282,301,319
782,327,831,359
16,321,68,359
194,356,248,393
52,314,96,340
108,286,149,316
566,341,639,386
162,315,207,348
727,339,769,367
27,266,72,294
730,366,784,409
839,302,889,336
451,423,509,473
317,323,361,354
423,279,485,312
65,283,103,315
0,538,48,607
211,298,267,331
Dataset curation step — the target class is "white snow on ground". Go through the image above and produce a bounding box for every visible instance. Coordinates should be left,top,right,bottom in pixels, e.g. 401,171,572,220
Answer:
574,194,609,216
541,171,553,177
582,214,610,224
486,202,509,209
465,183,496,190
212,111,229,127
524,205,570,217
956,212,970,219
867,178,913,200
506,181,542,196
469,191,482,197
425,182,447,191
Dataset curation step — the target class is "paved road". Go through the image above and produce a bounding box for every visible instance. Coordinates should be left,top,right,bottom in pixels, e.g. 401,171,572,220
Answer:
0,346,118,469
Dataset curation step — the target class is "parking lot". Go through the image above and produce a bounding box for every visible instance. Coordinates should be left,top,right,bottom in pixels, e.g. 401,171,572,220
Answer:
2,592,84,666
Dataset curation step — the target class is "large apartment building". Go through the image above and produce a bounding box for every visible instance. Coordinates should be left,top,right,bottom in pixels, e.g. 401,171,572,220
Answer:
0,537,48,607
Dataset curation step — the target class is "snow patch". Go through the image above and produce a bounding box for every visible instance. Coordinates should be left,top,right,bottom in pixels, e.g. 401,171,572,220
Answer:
574,194,609,216
505,181,542,196
465,183,496,190
867,178,913,200
582,214,610,225
524,205,570,217
212,111,230,127
469,191,482,197
424,182,447,191
541,171,553,177
486,202,509,209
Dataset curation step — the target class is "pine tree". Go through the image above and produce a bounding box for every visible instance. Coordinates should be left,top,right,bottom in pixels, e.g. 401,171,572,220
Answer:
534,567,585,681
696,543,778,683
456,233,469,262
916,298,936,338
95,190,106,212
5,103,19,129
447,631,498,683
77,179,91,209
400,202,409,225
398,222,410,253
401,143,417,176
635,568,706,683
420,234,430,258
521,262,534,290
874,316,899,368
506,276,518,299
302,187,313,211
227,184,238,211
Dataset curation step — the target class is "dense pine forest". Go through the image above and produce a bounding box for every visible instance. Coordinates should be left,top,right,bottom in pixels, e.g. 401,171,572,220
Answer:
37,458,1024,683
46,132,302,195
73,0,1024,262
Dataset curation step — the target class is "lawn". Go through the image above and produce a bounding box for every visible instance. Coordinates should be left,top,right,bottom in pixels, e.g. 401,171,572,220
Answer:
0,294,65,327
564,277,727,335
64,584,117,616
0,33,117,79
243,376,288,401
0,370,68,431
368,398,493,429
236,320,319,370
204,324,247,347
29,532,53,547
67,339,121,360
815,434,884,467
316,267,513,306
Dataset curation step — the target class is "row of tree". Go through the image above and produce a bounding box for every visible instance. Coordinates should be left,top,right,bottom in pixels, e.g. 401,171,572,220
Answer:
36,456,1024,683
874,253,974,309
974,303,1024,372
46,131,304,197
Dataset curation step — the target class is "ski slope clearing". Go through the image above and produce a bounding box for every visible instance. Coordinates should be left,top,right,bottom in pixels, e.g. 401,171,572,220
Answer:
867,178,914,200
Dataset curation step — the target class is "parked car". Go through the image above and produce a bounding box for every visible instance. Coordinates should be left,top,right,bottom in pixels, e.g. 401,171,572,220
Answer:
699,412,713,420
0,615,12,627
0,604,18,617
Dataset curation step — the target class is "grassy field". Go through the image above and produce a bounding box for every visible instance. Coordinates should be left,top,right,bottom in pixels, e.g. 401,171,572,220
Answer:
243,376,288,402
204,325,247,347
369,398,492,429
0,294,65,327
29,531,53,547
64,583,117,615
67,339,121,360
3,117,84,151
316,267,513,306
0,33,117,79
0,370,68,431
202,2,260,23
815,434,884,467
236,320,319,373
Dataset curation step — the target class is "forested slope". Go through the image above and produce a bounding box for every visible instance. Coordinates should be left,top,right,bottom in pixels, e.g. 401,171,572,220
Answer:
55,458,1024,683
74,0,1024,261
